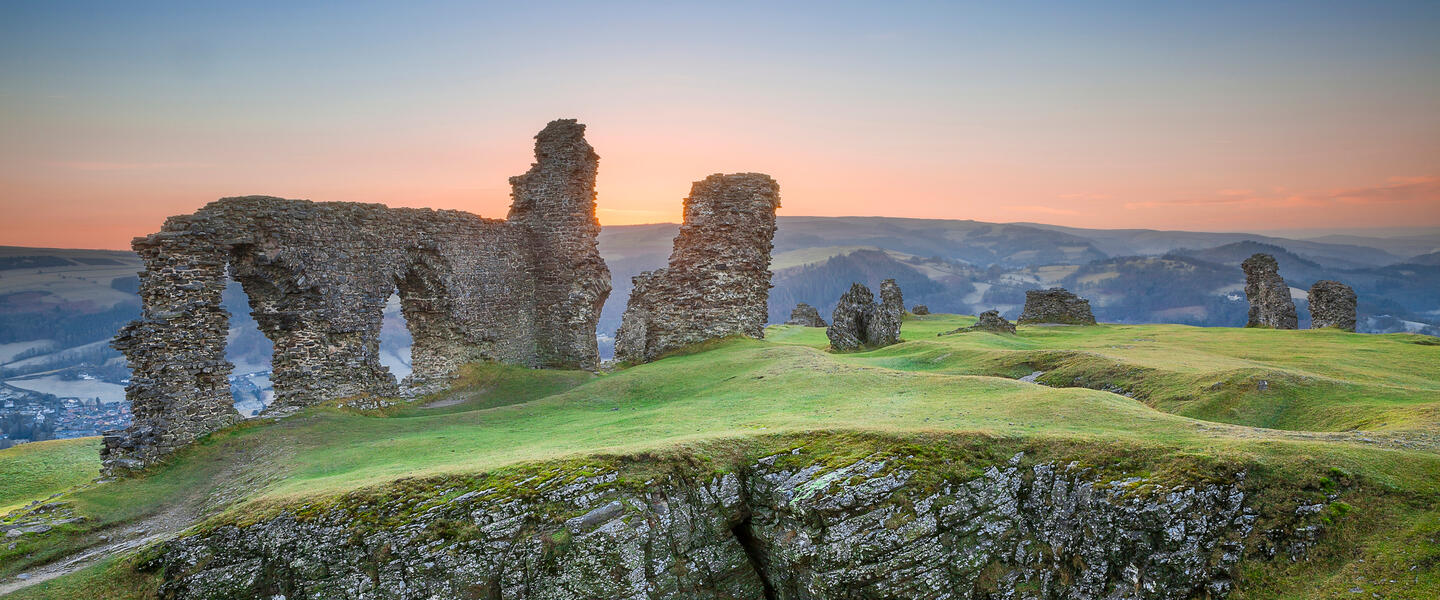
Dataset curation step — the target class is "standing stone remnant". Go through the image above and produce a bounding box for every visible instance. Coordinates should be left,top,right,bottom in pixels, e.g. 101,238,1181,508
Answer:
827,279,904,351
1309,280,1357,331
1017,288,1096,325
786,303,827,327
102,119,611,476
942,309,1016,335
614,174,781,364
1241,253,1297,329
911,304,930,315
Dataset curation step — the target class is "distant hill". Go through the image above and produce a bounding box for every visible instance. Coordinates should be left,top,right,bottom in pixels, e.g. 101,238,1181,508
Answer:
1401,250,1440,266
5,217,1440,374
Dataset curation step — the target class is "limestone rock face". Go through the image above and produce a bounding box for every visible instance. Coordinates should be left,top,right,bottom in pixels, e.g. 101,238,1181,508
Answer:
615,173,781,364
944,309,1016,335
103,120,611,476
150,448,1309,600
911,304,930,315
1308,280,1356,332
827,279,904,351
1017,288,1096,325
1242,254,1297,329
785,302,827,327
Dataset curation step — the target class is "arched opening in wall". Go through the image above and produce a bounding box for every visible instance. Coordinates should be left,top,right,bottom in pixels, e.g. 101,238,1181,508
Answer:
380,291,413,385
220,273,274,418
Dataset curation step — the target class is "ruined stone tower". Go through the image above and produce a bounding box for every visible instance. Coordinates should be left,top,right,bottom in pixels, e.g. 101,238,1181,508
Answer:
508,120,611,369
1308,280,1357,332
102,120,610,475
615,173,781,364
1241,253,1298,329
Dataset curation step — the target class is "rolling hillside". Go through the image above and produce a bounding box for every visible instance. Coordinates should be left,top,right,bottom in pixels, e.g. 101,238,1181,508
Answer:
2,316,1437,597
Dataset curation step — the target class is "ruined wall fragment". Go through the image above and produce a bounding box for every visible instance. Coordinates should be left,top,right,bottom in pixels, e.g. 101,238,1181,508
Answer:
942,309,1016,335
615,173,780,364
103,120,609,475
1308,280,1356,331
1017,287,1096,325
866,279,904,347
508,120,611,370
785,303,826,327
826,279,904,351
1242,253,1298,329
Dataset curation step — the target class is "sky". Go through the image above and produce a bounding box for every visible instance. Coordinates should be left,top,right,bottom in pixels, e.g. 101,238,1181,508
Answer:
2,1,1438,250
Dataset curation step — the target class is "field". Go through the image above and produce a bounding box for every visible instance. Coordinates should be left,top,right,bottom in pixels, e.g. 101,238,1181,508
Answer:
2,314,1438,598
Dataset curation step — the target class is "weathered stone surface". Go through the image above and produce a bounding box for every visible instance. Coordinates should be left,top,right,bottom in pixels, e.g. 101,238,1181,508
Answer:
103,120,610,476
827,279,903,351
1308,280,1356,332
150,447,1319,599
615,173,780,364
943,309,1016,335
1242,254,1297,329
867,278,904,346
1017,287,1096,325
911,304,930,315
785,302,826,327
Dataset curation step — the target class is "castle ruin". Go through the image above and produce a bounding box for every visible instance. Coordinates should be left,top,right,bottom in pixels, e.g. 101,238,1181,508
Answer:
615,174,781,364
102,120,610,474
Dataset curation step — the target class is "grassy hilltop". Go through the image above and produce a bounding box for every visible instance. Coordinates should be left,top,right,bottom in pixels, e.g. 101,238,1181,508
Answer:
2,315,1438,598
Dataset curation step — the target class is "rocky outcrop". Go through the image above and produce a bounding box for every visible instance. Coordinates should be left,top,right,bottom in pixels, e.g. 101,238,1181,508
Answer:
615,174,781,364
103,120,611,475
1308,280,1356,332
1017,288,1096,325
827,279,903,351
785,303,826,327
1241,254,1297,329
944,309,1016,335
148,445,1302,600
911,304,930,315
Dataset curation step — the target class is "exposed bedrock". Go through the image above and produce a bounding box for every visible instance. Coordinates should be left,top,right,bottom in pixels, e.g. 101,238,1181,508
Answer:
103,120,610,475
149,449,1309,600
826,279,904,352
615,173,781,364
785,302,827,327
1017,287,1096,325
1308,280,1356,332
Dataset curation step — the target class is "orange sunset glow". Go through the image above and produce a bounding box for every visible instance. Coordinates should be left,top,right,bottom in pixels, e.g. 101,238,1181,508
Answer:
3,2,1438,249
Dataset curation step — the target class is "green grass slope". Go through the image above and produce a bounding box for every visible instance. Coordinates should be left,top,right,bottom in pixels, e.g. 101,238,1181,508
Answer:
0,438,99,514
3,315,1438,598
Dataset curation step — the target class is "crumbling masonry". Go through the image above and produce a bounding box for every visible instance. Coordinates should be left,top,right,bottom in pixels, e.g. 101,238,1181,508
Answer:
1242,253,1297,329
1308,280,1357,332
615,174,781,364
102,120,610,475
826,279,904,352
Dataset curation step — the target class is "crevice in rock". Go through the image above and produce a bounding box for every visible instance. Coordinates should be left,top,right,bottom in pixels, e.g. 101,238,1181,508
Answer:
730,514,776,600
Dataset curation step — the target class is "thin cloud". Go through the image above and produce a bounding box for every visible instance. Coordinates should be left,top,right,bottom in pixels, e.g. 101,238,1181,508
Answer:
1012,205,1080,216
1332,176,1440,205
1124,176,1439,211
46,161,209,172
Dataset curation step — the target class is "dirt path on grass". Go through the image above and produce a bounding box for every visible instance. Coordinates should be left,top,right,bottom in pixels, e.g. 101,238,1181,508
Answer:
0,500,195,596
0,444,287,596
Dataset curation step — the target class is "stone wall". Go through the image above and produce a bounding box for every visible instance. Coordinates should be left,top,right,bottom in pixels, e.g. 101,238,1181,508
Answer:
1241,254,1297,329
1017,288,1096,325
615,173,780,364
1308,280,1356,331
103,120,610,475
